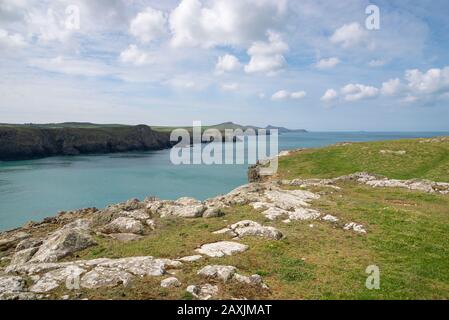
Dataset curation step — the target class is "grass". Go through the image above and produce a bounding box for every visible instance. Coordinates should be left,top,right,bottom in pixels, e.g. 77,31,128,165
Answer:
277,137,449,182
41,137,449,299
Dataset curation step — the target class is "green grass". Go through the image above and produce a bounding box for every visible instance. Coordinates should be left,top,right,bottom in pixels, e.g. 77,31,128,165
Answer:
48,137,449,299
278,137,449,182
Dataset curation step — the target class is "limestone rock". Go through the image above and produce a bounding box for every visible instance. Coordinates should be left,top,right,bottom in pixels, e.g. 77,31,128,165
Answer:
160,277,181,288
29,220,96,263
0,232,31,251
197,265,237,282
196,241,248,257
15,238,43,252
0,276,25,294
322,214,339,223
186,284,219,300
343,222,367,234
81,266,133,289
214,220,283,240
101,217,144,235
10,247,39,266
177,255,202,263
30,265,86,293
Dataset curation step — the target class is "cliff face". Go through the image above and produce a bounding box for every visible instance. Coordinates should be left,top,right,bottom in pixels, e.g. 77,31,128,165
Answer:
0,125,173,161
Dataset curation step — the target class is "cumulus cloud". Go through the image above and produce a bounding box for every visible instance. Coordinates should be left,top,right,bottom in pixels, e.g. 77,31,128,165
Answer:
316,57,340,69
321,89,338,102
405,67,449,95
130,7,167,43
330,22,367,48
368,59,386,67
169,0,287,48
271,90,306,101
0,28,26,48
215,54,241,74
381,78,402,96
245,31,288,74
120,45,153,66
341,83,379,101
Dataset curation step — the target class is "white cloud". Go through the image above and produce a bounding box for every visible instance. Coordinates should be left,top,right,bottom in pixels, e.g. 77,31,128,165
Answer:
330,22,367,48
316,57,340,69
0,28,26,48
221,82,239,91
169,0,287,48
120,45,153,66
381,78,401,96
291,91,307,99
405,67,449,94
341,83,379,101
130,7,167,43
368,59,386,67
271,89,306,101
215,54,241,74
28,56,111,77
245,31,288,74
321,89,338,102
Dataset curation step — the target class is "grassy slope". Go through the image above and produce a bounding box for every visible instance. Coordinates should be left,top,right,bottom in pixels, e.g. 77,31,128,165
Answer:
278,137,449,182
66,137,449,300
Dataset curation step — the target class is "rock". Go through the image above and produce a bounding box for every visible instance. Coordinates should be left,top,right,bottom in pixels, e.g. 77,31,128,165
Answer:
0,292,36,300
343,222,367,234
29,220,96,263
149,197,207,218
0,276,25,294
177,255,202,263
264,189,320,210
214,220,283,240
160,277,181,288
380,150,407,155
288,208,321,221
108,233,143,242
145,219,156,229
0,232,31,251
30,265,86,293
198,265,237,282
81,266,133,289
196,241,248,257
233,274,268,289
15,238,43,252
322,214,339,223
96,256,181,277
122,209,150,221
10,247,39,265
101,217,144,235
262,207,288,220
186,284,219,300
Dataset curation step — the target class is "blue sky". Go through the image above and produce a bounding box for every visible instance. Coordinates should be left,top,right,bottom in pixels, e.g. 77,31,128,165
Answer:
1,0,449,131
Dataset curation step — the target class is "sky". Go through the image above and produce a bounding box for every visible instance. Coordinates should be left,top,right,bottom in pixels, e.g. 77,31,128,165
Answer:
1,0,449,131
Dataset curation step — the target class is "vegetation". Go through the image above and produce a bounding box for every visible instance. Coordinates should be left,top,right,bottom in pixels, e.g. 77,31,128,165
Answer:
65,137,449,300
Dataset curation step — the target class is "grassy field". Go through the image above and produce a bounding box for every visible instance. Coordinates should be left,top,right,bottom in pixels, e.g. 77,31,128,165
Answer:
277,137,449,182
58,137,449,300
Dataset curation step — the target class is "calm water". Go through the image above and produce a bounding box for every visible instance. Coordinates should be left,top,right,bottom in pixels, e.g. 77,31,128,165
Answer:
0,132,446,231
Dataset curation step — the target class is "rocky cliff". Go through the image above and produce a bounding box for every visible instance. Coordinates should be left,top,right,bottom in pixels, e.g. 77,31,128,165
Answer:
0,125,173,161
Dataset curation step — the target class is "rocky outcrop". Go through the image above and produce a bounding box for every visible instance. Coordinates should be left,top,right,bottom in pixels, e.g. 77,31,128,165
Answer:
195,241,249,257
0,124,172,161
197,265,269,289
213,220,283,240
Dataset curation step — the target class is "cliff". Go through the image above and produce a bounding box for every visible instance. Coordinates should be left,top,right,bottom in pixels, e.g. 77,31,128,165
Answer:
0,124,172,161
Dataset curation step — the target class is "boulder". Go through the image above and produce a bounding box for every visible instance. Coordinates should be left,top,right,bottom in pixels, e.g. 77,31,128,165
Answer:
186,284,219,300
30,265,86,293
101,217,144,235
197,265,236,282
160,277,181,288
29,220,96,263
343,222,367,234
214,220,283,240
196,241,248,257
81,266,133,289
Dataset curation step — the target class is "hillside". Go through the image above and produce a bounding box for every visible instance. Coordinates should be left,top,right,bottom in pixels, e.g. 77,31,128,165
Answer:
0,137,448,300
0,124,172,161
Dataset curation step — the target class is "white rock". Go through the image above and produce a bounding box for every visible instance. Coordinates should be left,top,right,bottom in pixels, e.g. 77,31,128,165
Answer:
288,208,321,221
81,266,133,289
197,265,236,282
101,217,144,235
216,220,283,240
160,277,181,288
186,284,219,300
322,214,339,223
30,265,86,293
0,276,25,294
195,241,248,257
177,255,202,263
343,222,367,234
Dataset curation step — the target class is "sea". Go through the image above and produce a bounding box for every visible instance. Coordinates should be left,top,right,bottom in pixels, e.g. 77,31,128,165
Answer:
0,131,446,231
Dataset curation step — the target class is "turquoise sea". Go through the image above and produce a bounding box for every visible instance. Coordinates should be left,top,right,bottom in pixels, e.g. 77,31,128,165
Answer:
0,131,447,231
